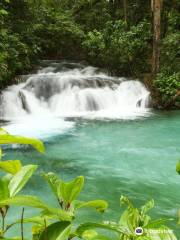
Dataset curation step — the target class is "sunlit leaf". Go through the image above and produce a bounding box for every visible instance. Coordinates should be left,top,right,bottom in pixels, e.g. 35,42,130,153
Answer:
119,208,139,233
0,129,45,153
9,165,37,196
0,195,48,209
42,172,61,198
74,200,108,213
0,160,22,175
0,178,10,201
60,176,84,204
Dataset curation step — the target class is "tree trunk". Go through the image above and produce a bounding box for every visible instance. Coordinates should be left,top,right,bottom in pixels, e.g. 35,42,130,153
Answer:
152,0,162,75
123,0,127,24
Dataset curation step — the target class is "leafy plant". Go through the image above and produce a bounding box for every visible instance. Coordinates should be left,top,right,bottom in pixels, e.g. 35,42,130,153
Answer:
0,128,45,238
0,129,178,239
76,196,177,240
154,72,180,107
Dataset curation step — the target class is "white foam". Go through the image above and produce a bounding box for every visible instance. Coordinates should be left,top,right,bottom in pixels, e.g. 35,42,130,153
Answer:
3,115,74,139
0,63,151,137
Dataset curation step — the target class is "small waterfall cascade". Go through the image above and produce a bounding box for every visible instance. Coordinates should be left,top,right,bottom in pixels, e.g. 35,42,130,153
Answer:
0,61,151,121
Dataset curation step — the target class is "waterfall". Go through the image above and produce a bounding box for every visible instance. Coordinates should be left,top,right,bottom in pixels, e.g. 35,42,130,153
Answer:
0,61,151,137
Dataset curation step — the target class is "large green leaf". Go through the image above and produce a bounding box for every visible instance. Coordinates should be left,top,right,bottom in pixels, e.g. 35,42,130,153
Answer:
43,173,84,205
0,178,10,201
0,195,72,221
119,208,140,233
9,165,37,196
39,221,71,240
0,128,45,153
60,176,84,204
74,200,108,213
0,160,22,175
0,195,48,209
42,172,61,198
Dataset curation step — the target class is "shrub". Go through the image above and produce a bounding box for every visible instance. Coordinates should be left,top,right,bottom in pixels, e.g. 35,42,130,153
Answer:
154,72,180,106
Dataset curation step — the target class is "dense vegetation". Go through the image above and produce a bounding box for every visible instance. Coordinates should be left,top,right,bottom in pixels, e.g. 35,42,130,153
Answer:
0,0,179,108
0,128,178,239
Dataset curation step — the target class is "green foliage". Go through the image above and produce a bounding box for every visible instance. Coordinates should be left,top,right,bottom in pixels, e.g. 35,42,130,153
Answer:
0,0,179,109
39,221,71,240
154,72,180,106
0,128,45,153
8,165,37,197
83,20,151,75
161,32,180,74
0,160,22,175
0,129,178,239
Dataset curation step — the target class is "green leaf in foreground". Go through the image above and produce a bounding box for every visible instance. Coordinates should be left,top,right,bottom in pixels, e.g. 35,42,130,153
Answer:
60,175,84,204
0,129,45,153
42,172,61,199
0,160,22,175
74,200,108,213
39,221,71,240
9,165,37,196
0,178,10,200
0,195,48,209
0,195,72,221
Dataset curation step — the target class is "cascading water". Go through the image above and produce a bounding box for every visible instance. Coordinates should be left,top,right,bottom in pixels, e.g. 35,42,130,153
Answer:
0,61,151,137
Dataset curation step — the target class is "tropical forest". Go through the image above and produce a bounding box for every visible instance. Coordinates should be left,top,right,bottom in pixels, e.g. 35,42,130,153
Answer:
0,0,180,239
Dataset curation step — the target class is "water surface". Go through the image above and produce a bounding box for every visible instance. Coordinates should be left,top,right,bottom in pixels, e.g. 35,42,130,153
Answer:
2,111,180,238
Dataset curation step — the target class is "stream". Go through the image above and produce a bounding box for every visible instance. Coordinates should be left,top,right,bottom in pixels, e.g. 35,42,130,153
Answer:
0,61,179,238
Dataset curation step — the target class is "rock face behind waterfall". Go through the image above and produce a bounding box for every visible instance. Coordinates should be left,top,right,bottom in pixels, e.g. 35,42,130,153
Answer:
0,61,151,120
